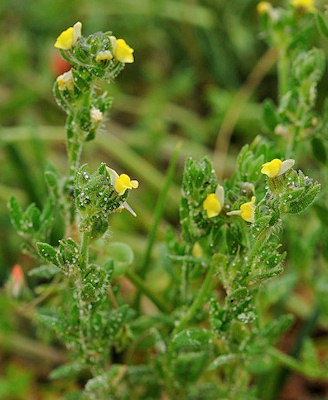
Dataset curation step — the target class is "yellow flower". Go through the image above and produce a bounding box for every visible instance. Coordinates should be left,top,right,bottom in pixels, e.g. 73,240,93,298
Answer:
240,197,256,223
106,166,138,196
291,0,316,13
203,184,224,218
261,158,295,178
96,50,113,62
115,174,139,195
257,1,272,14
106,167,138,216
227,197,256,223
54,21,82,50
110,37,134,63
192,242,203,258
56,70,74,91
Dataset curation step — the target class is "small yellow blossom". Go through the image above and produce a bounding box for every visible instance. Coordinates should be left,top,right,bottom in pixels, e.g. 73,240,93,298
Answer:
90,107,103,123
261,158,295,178
115,174,139,195
240,197,256,223
291,0,316,13
54,22,82,50
106,166,138,216
192,242,203,258
203,184,224,218
56,70,74,91
106,166,139,196
257,1,272,14
227,197,256,223
96,50,113,62
203,194,221,218
110,37,134,63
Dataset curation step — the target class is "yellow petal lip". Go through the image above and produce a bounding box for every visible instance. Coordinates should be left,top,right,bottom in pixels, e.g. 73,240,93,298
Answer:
203,193,222,218
257,1,272,14
113,38,134,63
261,158,295,178
240,196,256,223
114,173,139,196
54,21,82,50
261,159,282,178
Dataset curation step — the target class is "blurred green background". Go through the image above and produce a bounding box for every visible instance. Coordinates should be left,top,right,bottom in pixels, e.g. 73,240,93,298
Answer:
0,0,327,398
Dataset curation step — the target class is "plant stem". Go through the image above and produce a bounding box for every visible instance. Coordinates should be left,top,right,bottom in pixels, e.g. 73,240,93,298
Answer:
80,231,90,269
125,270,170,313
173,262,216,335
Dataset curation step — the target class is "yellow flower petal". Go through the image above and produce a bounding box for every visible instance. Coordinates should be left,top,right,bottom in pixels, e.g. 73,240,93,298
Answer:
54,27,74,50
291,0,316,13
257,1,272,14
203,193,222,218
240,196,256,223
115,174,139,196
114,39,134,63
54,22,82,50
261,159,282,178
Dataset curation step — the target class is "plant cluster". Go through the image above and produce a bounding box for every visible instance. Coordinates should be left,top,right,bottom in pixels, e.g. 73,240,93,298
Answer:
7,1,328,399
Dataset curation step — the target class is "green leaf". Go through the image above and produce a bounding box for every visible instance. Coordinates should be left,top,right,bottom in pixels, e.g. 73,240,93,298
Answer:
50,362,84,380
262,315,294,340
105,305,130,340
25,204,41,232
57,239,80,267
8,196,23,232
316,12,328,38
36,242,59,266
287,182,321,214
171,328,213,352
208,354,240,370
292,48,326,84
28,265,59,279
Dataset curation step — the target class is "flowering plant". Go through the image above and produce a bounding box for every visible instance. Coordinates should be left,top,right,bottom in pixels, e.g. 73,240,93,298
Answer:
7,3,328,398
